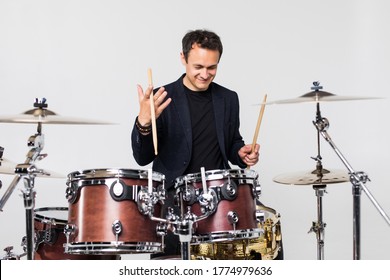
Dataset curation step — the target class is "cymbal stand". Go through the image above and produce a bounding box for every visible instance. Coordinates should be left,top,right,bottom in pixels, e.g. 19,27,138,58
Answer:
306,83,329,260
313,113,390,260
0,99,48,211
308,183,327,260
0,120,47,260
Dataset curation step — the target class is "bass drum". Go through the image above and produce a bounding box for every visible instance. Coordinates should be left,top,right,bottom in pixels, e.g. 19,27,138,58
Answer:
190,203,283,260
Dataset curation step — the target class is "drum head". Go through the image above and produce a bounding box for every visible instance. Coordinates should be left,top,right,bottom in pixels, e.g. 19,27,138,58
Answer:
34,207,68,225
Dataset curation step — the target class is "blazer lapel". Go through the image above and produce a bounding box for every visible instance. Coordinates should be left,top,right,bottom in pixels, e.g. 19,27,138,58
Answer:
212,87,226,159
172,80,192,149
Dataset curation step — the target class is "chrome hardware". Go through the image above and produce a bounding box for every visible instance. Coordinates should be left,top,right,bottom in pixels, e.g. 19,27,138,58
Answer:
227,210,239,231
221,179,237,200
137,187,151,215
255,209,266,223
198,188,217,215
112,220,123,244
65,182,78,203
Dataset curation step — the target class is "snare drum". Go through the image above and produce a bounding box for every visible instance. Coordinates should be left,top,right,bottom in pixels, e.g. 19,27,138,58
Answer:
190,203,283,260
174,169,262,243
64,168,165,255
34,207,118,260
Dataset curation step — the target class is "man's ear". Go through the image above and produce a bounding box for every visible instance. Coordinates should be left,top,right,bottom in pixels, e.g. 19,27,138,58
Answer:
180,52,186,65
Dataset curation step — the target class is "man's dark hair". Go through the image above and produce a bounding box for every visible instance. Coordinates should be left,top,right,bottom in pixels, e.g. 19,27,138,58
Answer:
182,29,223,62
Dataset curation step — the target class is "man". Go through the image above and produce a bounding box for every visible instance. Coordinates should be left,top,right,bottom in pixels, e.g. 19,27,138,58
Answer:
131,29,260,257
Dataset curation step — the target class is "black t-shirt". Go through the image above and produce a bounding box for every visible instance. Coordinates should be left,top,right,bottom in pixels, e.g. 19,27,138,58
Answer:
184,85,224,174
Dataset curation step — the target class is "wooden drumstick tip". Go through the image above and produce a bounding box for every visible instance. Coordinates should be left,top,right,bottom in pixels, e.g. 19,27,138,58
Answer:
147,68,153,87
248,93,267,169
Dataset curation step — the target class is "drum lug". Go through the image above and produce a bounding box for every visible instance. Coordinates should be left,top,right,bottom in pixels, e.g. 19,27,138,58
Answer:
227,210,239,231
64,223,76,250
221,180,238,200
182,186,197,205
65,183,78,204
33,232,43,251
156,184,166,204
35,227,58,251
112,220,123,243
253,180,262,200
255,209,265,223
199,188,217,215
137,187,152,215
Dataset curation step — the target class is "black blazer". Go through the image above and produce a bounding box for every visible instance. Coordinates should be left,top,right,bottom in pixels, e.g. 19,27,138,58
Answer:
131,74,246,188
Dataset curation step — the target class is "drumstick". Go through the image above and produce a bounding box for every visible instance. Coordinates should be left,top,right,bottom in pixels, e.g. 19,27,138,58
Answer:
148,168,153,194
148,68,158,155
200,167,208,194
248,94,267,169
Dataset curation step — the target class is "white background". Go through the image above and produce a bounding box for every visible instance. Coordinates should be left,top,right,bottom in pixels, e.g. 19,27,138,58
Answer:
0,0,389,260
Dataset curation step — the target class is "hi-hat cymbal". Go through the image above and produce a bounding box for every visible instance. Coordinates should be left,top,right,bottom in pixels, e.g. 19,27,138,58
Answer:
273,168,349,186
0,107,115,125
0,159,64,178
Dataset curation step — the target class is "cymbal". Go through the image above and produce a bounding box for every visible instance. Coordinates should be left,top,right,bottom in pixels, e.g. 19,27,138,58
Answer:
0,159,64,178
266,90,383,105
273,168,349,186
0,107,115,125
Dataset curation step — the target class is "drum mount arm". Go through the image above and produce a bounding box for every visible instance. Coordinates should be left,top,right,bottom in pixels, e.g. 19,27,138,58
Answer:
147,167,218,260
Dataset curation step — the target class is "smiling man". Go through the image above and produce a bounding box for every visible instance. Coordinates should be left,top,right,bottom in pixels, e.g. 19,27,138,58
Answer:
131,29,260,257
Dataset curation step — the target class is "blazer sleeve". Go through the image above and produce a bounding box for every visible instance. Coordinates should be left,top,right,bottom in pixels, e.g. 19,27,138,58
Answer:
131,118,155,166
227,90,247,168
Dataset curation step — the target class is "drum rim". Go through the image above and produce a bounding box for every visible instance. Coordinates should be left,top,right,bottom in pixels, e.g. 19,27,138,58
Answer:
174,169,258,184
64,241,163,254
191,227,264,244
67,168,165,182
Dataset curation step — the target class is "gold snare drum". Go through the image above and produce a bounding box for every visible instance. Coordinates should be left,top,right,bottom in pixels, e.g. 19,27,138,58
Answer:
190,204,282,260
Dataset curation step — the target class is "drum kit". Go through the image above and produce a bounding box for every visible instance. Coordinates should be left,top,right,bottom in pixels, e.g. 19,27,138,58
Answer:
0,83,389,261
0,98,282,261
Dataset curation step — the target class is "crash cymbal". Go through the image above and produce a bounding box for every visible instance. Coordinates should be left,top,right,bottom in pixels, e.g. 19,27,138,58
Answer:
273,168,349,186
0,98,115,125
0,159,64,178
255,81,383,105
0,107,115,125
265,90,383,105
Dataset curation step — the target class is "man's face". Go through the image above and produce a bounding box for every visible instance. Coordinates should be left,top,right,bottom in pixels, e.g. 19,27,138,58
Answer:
181,43,220,91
